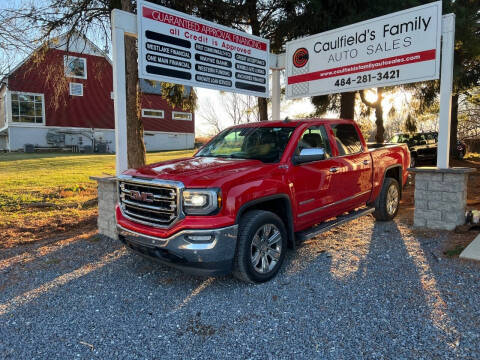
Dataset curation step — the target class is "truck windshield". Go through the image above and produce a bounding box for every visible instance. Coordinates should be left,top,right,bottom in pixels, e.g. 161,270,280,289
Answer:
196,126,295,163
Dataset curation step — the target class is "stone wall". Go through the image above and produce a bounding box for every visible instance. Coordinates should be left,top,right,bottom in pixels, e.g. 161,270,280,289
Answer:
411,168,474,230
91,176,118,239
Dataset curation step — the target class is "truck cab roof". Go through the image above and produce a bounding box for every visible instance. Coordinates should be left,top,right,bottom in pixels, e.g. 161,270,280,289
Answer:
230,118,355,129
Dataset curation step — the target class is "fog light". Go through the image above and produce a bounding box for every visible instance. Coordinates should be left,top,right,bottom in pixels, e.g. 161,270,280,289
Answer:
186,235,213,242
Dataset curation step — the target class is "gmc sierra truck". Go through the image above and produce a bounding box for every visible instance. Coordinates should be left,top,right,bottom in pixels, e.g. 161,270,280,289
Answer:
116,119,410,283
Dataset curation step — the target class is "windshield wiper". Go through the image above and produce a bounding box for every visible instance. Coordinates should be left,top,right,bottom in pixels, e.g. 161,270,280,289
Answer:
199,154,247,159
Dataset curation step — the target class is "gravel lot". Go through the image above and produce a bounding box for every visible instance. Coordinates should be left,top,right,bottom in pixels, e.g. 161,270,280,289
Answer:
1,215,479,359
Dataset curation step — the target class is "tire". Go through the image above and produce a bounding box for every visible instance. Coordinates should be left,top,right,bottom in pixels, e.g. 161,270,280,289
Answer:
233,210,287,283
373,177,400,221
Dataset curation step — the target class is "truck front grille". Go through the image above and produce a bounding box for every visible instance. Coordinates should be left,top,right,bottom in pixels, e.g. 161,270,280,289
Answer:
118,178,181,227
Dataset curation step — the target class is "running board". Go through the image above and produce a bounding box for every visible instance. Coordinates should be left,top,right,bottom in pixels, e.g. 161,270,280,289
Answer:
296,207,375,242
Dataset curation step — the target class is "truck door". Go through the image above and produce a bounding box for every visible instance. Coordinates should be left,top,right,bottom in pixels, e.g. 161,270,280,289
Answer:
289,125,339,229
327,123,373,213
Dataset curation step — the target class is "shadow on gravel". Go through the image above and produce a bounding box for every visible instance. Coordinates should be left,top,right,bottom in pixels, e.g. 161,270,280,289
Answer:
0,234,124,301
413,230,480,354
360,221,461,353
1,220,479,358
276,218,465,357
0,235,128,316
0,232,229,319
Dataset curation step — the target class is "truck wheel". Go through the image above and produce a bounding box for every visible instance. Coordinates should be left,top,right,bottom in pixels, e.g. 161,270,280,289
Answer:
373,178,400,221
233,210,287,284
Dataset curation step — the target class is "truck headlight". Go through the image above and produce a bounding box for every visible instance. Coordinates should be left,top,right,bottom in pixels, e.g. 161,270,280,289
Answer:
182,189,221,215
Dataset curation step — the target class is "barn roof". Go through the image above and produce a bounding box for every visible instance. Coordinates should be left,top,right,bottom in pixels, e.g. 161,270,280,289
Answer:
1,31,111,86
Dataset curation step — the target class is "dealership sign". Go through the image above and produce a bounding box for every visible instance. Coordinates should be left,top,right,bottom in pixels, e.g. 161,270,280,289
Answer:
137,0,270,97
286,1,442,99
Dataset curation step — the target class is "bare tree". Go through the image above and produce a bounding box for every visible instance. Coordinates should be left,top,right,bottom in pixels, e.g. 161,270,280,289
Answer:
239,95,259,123
119,0,146,168
0,0,196,168
222,93,259,126
200,98,223,135
199,92,259,135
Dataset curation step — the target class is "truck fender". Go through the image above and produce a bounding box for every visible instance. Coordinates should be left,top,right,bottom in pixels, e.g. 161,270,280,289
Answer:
372,165,403,207
236,194,296,249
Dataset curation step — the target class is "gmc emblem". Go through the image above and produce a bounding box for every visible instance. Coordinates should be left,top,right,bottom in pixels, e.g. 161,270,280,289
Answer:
129,190,154,203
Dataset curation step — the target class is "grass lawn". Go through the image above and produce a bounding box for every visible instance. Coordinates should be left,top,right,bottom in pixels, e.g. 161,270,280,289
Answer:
0,150,195,248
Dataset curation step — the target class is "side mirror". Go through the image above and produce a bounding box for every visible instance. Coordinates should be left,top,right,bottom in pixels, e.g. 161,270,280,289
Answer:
293,148,325,165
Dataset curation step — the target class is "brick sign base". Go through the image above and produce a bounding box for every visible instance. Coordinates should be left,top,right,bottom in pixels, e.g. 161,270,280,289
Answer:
90,176,118,240
409,167,475,230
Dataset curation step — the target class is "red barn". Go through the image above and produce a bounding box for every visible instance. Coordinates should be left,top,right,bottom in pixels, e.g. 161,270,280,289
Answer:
0,34,195,152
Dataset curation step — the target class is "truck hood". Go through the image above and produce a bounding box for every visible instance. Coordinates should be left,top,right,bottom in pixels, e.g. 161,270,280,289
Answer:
123,156,269,187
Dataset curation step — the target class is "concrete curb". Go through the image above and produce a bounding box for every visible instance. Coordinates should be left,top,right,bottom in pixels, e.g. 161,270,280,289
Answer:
460,234,480,261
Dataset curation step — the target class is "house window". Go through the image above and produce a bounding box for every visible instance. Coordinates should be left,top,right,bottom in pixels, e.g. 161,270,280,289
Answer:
172,111,192,121
69,82,83,96
64,55,87,79
142,109,164,119
11,92,45,124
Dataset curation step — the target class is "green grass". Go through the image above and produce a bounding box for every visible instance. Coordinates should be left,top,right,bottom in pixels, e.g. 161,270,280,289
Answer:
0,150,195,210
0,150,195,246
443,245,466,258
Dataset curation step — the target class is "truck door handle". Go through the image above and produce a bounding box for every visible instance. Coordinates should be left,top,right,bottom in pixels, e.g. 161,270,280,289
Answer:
329,167,339,173
363,160,370,165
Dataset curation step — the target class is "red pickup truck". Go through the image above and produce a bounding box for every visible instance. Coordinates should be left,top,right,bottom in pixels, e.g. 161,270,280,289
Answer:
116,119,410,283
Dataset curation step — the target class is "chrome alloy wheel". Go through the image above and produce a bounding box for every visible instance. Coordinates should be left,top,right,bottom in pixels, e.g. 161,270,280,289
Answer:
250,224,282,274
386,184,399,216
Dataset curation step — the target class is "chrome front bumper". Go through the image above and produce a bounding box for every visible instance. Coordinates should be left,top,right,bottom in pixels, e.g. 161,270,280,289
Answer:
117,224,238,276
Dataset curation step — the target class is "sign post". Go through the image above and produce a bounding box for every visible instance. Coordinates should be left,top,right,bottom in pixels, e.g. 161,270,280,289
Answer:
111,11,130,175
270,53,285,120
436,14,455,169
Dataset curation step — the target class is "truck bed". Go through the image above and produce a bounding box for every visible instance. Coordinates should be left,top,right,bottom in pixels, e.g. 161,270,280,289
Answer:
367,142,398,149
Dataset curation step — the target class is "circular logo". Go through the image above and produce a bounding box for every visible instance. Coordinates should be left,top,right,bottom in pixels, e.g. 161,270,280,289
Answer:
293,48,309,68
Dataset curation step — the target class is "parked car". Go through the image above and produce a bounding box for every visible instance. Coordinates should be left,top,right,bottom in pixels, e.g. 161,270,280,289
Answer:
116,119,410,283
456,140,467,159
389,132,467,167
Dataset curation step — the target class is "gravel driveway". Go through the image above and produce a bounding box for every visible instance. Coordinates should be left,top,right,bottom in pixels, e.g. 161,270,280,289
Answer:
1,215,479,359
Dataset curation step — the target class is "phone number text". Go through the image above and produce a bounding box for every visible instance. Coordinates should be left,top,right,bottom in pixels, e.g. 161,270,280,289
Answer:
334,69,400,87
